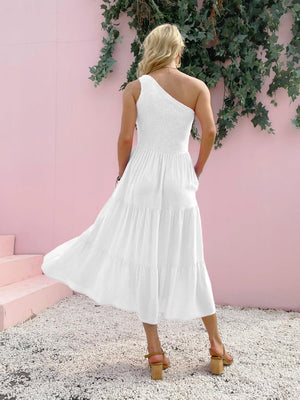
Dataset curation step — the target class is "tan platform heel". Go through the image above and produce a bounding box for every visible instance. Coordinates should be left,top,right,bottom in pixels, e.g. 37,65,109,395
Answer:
209,343,233,375
144,351,164,380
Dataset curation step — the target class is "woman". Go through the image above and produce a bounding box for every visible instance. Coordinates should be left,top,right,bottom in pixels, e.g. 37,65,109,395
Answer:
41,23,233,380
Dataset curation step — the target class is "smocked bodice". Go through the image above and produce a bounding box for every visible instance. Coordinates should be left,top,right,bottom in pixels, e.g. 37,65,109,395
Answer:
135,74,195,153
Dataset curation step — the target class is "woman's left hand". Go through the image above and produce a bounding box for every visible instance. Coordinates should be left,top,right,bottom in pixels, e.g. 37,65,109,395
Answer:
194,166,201,180
115,175,122,187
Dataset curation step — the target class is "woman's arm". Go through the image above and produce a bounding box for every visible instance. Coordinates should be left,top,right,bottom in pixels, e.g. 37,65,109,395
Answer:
194,81,217,178
117,81,138,178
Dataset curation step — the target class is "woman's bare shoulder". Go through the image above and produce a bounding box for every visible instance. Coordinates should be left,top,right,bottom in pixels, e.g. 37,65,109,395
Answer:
122,78,141,103
123,78,140,92
180,72,207,91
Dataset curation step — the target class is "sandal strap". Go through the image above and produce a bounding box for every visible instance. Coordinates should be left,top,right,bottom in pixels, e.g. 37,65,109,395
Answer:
144,351,164,358
209,343,229,360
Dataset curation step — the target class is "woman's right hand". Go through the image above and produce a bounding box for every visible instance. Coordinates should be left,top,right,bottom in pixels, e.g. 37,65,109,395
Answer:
194,165,202,180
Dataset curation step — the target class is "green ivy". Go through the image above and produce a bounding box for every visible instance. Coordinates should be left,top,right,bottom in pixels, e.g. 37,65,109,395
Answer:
89,0,300,148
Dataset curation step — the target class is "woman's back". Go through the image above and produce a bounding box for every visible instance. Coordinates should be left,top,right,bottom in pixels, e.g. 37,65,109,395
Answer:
136,73,195,153
133,70,216,153
146,70,199,111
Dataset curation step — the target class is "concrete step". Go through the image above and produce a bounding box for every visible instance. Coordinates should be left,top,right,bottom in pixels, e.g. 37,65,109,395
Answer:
0,235,15,257
0,254,44,287
0,274,73,331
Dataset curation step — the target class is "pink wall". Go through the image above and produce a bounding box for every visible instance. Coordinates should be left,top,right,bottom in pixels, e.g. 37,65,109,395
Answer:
0,1,299,311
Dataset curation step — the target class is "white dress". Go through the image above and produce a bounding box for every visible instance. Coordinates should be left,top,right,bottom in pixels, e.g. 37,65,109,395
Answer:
41,74,216,324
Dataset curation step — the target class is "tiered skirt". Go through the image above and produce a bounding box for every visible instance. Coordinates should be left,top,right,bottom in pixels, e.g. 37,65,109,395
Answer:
41,145,216,324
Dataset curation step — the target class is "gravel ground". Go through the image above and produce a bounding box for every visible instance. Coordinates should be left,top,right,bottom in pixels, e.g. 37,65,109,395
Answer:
0,294,299,400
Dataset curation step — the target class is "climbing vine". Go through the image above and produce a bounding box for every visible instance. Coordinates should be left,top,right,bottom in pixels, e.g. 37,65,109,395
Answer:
89,0,300,148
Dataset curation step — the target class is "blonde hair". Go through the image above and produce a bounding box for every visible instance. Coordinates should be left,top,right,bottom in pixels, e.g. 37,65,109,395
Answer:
137,23,185,77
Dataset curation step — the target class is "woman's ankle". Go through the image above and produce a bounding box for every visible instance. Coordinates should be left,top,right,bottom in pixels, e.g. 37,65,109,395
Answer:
147,342,162,353
209,335,222,347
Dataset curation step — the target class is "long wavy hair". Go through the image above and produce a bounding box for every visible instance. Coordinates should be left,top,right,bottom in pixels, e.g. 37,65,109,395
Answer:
137,23,185,77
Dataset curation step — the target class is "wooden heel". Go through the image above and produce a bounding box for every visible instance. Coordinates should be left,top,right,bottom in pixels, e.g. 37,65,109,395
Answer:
144,350,165,380
150,362,163,380
211,356,224,374
209,343,233,374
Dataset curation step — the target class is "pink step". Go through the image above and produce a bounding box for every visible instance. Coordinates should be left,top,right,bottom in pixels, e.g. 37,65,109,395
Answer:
0,254,44,287
0,235,15,257
0,274,73,331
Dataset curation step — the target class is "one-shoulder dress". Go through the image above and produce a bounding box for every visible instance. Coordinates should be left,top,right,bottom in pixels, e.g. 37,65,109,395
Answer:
41,74,216,324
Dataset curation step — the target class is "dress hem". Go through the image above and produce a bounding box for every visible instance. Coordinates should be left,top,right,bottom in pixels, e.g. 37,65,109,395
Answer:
41,270,216,325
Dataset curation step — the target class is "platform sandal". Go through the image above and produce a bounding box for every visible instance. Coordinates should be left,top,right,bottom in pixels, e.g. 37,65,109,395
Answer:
160,348,170,370
209,343,233,374
144,350,165,380
145,348,170,368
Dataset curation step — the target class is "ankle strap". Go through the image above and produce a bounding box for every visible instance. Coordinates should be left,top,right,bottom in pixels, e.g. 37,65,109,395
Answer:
144,351,164,358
